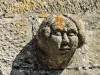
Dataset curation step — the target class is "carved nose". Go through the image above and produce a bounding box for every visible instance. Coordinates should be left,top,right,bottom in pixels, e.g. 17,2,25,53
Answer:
62,33,69,44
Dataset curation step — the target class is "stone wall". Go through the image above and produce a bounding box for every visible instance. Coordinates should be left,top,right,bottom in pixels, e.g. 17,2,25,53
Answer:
0,0,100,75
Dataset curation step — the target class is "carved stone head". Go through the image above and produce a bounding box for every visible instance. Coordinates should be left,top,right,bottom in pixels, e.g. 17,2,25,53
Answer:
37,14,85,69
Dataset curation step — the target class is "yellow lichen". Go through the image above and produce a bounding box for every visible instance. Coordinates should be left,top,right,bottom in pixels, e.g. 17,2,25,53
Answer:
6,0,48,13
39,11,48,18
54,13,65,30
55,16,65,25
39,1,47,7
4,0,66,14
55,25,64,30
59,1,65,6
7,0,38,13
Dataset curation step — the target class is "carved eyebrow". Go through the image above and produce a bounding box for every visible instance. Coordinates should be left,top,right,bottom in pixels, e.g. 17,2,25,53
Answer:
67,29,78,34
50,24,63,32
55,28,62,32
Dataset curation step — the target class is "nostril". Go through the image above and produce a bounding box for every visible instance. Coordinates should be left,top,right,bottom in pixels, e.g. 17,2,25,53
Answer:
61,43,67,46
62,39,68,45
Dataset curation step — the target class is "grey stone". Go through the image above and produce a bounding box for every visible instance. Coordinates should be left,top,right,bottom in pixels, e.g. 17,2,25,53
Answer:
37,14,85,69
0,0,100,75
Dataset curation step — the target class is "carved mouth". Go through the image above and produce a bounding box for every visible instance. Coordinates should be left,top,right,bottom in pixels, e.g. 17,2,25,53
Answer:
60,46,70,51
59,43,71,51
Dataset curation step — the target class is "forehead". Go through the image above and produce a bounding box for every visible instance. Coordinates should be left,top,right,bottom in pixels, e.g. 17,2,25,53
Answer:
52,16,78,33
64,20,78,33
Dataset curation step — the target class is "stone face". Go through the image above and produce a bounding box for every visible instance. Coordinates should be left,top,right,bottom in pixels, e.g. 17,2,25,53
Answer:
37,14,85,69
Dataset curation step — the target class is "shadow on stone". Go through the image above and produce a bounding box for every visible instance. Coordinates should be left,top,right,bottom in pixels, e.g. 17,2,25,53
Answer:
10,38,62,75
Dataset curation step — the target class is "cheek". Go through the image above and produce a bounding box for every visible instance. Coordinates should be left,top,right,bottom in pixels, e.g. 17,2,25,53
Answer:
50,35,62,48
68,36,79,48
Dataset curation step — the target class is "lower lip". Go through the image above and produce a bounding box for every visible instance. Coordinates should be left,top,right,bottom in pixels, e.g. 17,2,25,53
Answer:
61,46,69,48
60,47,70,51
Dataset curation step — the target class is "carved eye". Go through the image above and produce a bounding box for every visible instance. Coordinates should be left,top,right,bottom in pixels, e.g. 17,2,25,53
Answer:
41,27,51,37
55,32,61,36
68,33,75,36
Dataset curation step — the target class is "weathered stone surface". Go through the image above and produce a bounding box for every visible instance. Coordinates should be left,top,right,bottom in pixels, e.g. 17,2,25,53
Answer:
0,13,33,75
0,0,100,14
0,0,100,75
61,66,100,75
